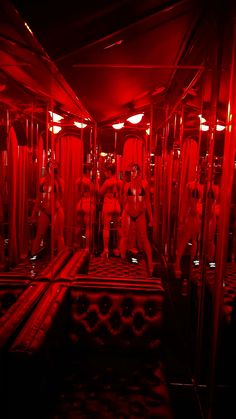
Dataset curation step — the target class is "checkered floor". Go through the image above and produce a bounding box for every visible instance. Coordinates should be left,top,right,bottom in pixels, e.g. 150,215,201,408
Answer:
8,255,51,278
88,254,150,279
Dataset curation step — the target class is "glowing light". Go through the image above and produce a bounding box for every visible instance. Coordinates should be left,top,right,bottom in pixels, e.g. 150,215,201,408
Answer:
49,111,63,122
112,122,124,130
127,113,144,124
209,262,216,268
100,152,107,157
146,127,150,135
200,124,209,132
24,22,33,35
216,124,225,131
104,39,123,49
74,121,87,128
198,114,206,124
49,126,62,134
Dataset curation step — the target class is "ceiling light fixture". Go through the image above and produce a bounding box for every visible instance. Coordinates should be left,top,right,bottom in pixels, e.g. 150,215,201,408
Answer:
216,122,225,131
112,122,124,130
49,126,62,134
74,121,87,128
200,124,209,132
49,111,63,123
127,113,144,124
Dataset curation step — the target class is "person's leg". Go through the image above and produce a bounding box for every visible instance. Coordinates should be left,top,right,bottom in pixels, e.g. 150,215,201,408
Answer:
175,215,200,275
206,213,217,265
128,219,138,253
31,210,50,255
84,211,91,250
120,210,130,259
101,207,110,257
136,214,153,275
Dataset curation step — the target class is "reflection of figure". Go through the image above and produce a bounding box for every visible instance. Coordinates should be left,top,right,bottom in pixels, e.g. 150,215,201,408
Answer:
121,169,138,253
120,163,153,276
175,180,203,276
75,164,94,249
30,160,65,257
207,182,220,264
99,164,122,257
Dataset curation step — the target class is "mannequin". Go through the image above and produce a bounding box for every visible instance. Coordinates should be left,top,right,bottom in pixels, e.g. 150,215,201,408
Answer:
75,164,94,249
121,169,138,253
207,178,220,265
120,163,153,276
174,178,203,277
99,164,122,257
29,159,65,257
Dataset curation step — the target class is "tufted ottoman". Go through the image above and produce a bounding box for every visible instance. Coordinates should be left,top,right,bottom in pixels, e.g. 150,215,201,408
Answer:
8,279,173,418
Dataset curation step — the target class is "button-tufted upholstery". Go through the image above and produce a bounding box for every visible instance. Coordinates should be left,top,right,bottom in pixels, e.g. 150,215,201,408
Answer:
69,285,164,351
8,279,173,418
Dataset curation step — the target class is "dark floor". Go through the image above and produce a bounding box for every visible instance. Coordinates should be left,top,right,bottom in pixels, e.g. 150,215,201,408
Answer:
163,260,236,419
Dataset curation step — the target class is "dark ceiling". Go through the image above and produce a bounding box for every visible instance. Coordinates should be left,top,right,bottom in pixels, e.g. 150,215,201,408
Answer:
0,0,233,129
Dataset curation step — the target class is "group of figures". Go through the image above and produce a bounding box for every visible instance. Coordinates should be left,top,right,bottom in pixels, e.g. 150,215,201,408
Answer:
30,160,154,276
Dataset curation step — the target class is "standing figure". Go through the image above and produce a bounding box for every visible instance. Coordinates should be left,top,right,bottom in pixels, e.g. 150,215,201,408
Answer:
207,180,220,265
75,164,94,249
99,164,122,257
120,163,153,276
174,179,203,276
30,159,65,257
